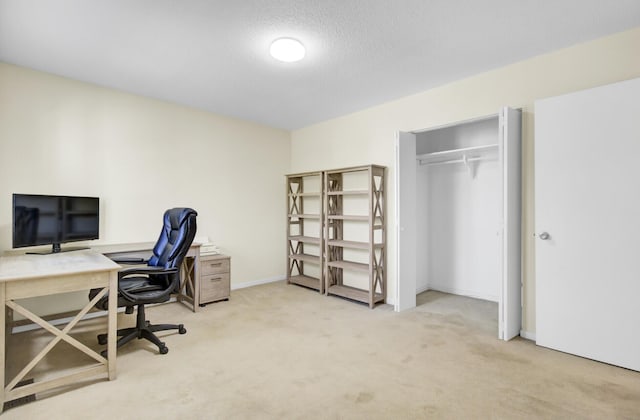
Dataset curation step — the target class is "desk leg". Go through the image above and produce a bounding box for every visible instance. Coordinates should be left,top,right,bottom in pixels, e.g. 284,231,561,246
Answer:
107,271,117,380
0,283,5,413
178,254,200,313
193,253,200,313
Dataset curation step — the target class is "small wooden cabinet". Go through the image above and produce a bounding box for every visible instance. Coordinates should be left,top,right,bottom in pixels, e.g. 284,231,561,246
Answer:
199,254,230,306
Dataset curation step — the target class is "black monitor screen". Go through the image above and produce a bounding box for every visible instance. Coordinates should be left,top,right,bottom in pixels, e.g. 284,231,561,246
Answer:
13,194,99,252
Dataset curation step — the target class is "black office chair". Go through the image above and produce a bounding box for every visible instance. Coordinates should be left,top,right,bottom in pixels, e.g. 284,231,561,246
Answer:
90,207,198,355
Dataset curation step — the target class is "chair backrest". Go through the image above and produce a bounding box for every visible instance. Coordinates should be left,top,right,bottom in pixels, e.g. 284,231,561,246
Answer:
148,208,198,274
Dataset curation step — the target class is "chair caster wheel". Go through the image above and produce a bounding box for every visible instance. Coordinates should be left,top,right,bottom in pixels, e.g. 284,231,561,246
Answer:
159,345,169,355
97,335,107,345
178,325,187,334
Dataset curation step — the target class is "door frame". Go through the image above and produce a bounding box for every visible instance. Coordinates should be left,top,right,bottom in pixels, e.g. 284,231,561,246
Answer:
395,109,522,340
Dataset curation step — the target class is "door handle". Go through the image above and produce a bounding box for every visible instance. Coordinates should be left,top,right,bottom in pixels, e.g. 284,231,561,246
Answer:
539,232,550,240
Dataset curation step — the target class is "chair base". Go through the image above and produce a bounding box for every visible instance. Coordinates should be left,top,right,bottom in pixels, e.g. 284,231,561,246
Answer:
98,304,186,355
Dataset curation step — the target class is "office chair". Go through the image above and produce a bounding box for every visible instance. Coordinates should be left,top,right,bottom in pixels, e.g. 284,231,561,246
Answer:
90,207,198,355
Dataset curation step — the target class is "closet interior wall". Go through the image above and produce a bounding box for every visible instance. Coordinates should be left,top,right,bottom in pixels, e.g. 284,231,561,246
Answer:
416,117,501,301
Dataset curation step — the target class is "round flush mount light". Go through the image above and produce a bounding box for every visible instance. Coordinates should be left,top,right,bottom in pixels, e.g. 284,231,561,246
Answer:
270,38,306,62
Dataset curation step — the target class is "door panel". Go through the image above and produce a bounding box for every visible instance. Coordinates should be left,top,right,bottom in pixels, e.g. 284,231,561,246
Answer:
396,131,417,311
535,78,640,371
501,107,522,340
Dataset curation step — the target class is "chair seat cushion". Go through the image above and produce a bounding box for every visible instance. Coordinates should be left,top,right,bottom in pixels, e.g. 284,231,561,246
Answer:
89,276,172,311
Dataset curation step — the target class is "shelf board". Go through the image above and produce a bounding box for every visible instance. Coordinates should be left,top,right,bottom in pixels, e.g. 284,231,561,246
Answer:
288,275,321,291
289,253,321,263
288,192,322,197
327,215,369,221
327,260,369,272
416,144,498,164
288,235,320,245
288,214,321,219
325,164,383,175
326,190,368,196
327,284,384,304
327,240,383,249
286,171,323,179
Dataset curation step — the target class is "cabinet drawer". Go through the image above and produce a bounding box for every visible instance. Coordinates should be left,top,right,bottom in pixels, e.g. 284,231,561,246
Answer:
201,257,230,275
200,273,230,302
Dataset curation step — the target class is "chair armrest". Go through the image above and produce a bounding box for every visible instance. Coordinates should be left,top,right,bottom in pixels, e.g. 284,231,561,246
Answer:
117,267,179,303
112,257,148,264
118,266,178,278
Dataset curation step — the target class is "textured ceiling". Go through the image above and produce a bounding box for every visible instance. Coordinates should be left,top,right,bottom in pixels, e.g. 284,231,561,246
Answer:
1,0,639,130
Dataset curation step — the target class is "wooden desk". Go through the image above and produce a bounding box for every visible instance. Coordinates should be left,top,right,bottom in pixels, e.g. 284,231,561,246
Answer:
0,251,119,413
4,242,202,313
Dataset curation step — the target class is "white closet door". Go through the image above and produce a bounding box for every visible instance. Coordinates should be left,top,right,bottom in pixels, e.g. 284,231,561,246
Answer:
396,131,417,311
500,107,522,340
535,78,640,371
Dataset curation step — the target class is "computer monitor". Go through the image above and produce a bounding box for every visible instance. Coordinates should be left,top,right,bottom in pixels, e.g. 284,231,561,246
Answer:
12,193,99,254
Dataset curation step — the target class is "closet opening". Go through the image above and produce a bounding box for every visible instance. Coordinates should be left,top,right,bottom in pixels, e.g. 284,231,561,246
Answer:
396,108,522,340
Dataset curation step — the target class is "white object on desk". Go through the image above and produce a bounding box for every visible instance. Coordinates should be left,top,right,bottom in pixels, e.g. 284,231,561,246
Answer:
194,235,219,255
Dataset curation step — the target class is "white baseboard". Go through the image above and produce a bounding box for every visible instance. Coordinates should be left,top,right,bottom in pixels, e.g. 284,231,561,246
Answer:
416,284,430,294
426,284,499,303
520,330,536,341
231,275,285,290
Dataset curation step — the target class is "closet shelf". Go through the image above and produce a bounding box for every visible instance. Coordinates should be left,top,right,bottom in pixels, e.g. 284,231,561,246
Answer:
417,144,498,165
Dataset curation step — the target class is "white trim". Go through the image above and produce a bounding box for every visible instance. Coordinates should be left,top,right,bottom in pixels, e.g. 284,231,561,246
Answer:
411,113,498,134
416,284,430,294
231,275,285,290
520,330,536,341
394,134,400,312
427,285,499,303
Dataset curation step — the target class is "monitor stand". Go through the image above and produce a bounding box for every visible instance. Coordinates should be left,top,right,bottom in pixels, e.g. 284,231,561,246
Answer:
26,243,90,255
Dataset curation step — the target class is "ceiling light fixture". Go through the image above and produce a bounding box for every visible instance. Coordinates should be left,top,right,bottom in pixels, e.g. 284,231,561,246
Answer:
270,38,305,62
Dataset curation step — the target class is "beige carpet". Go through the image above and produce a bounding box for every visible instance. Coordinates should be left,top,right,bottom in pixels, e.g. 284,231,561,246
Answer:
3,281,640,419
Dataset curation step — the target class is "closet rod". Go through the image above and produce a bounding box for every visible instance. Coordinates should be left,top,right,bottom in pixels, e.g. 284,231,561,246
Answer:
419,156,491,166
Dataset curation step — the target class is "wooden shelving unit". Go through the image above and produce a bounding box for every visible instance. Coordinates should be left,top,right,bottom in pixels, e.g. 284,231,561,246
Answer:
324,165,386,308
286,171,324,293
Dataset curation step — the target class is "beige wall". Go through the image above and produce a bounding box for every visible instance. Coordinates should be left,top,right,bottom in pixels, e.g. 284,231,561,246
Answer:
0,63,291,291
291,27,640,335
2,27,639,330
